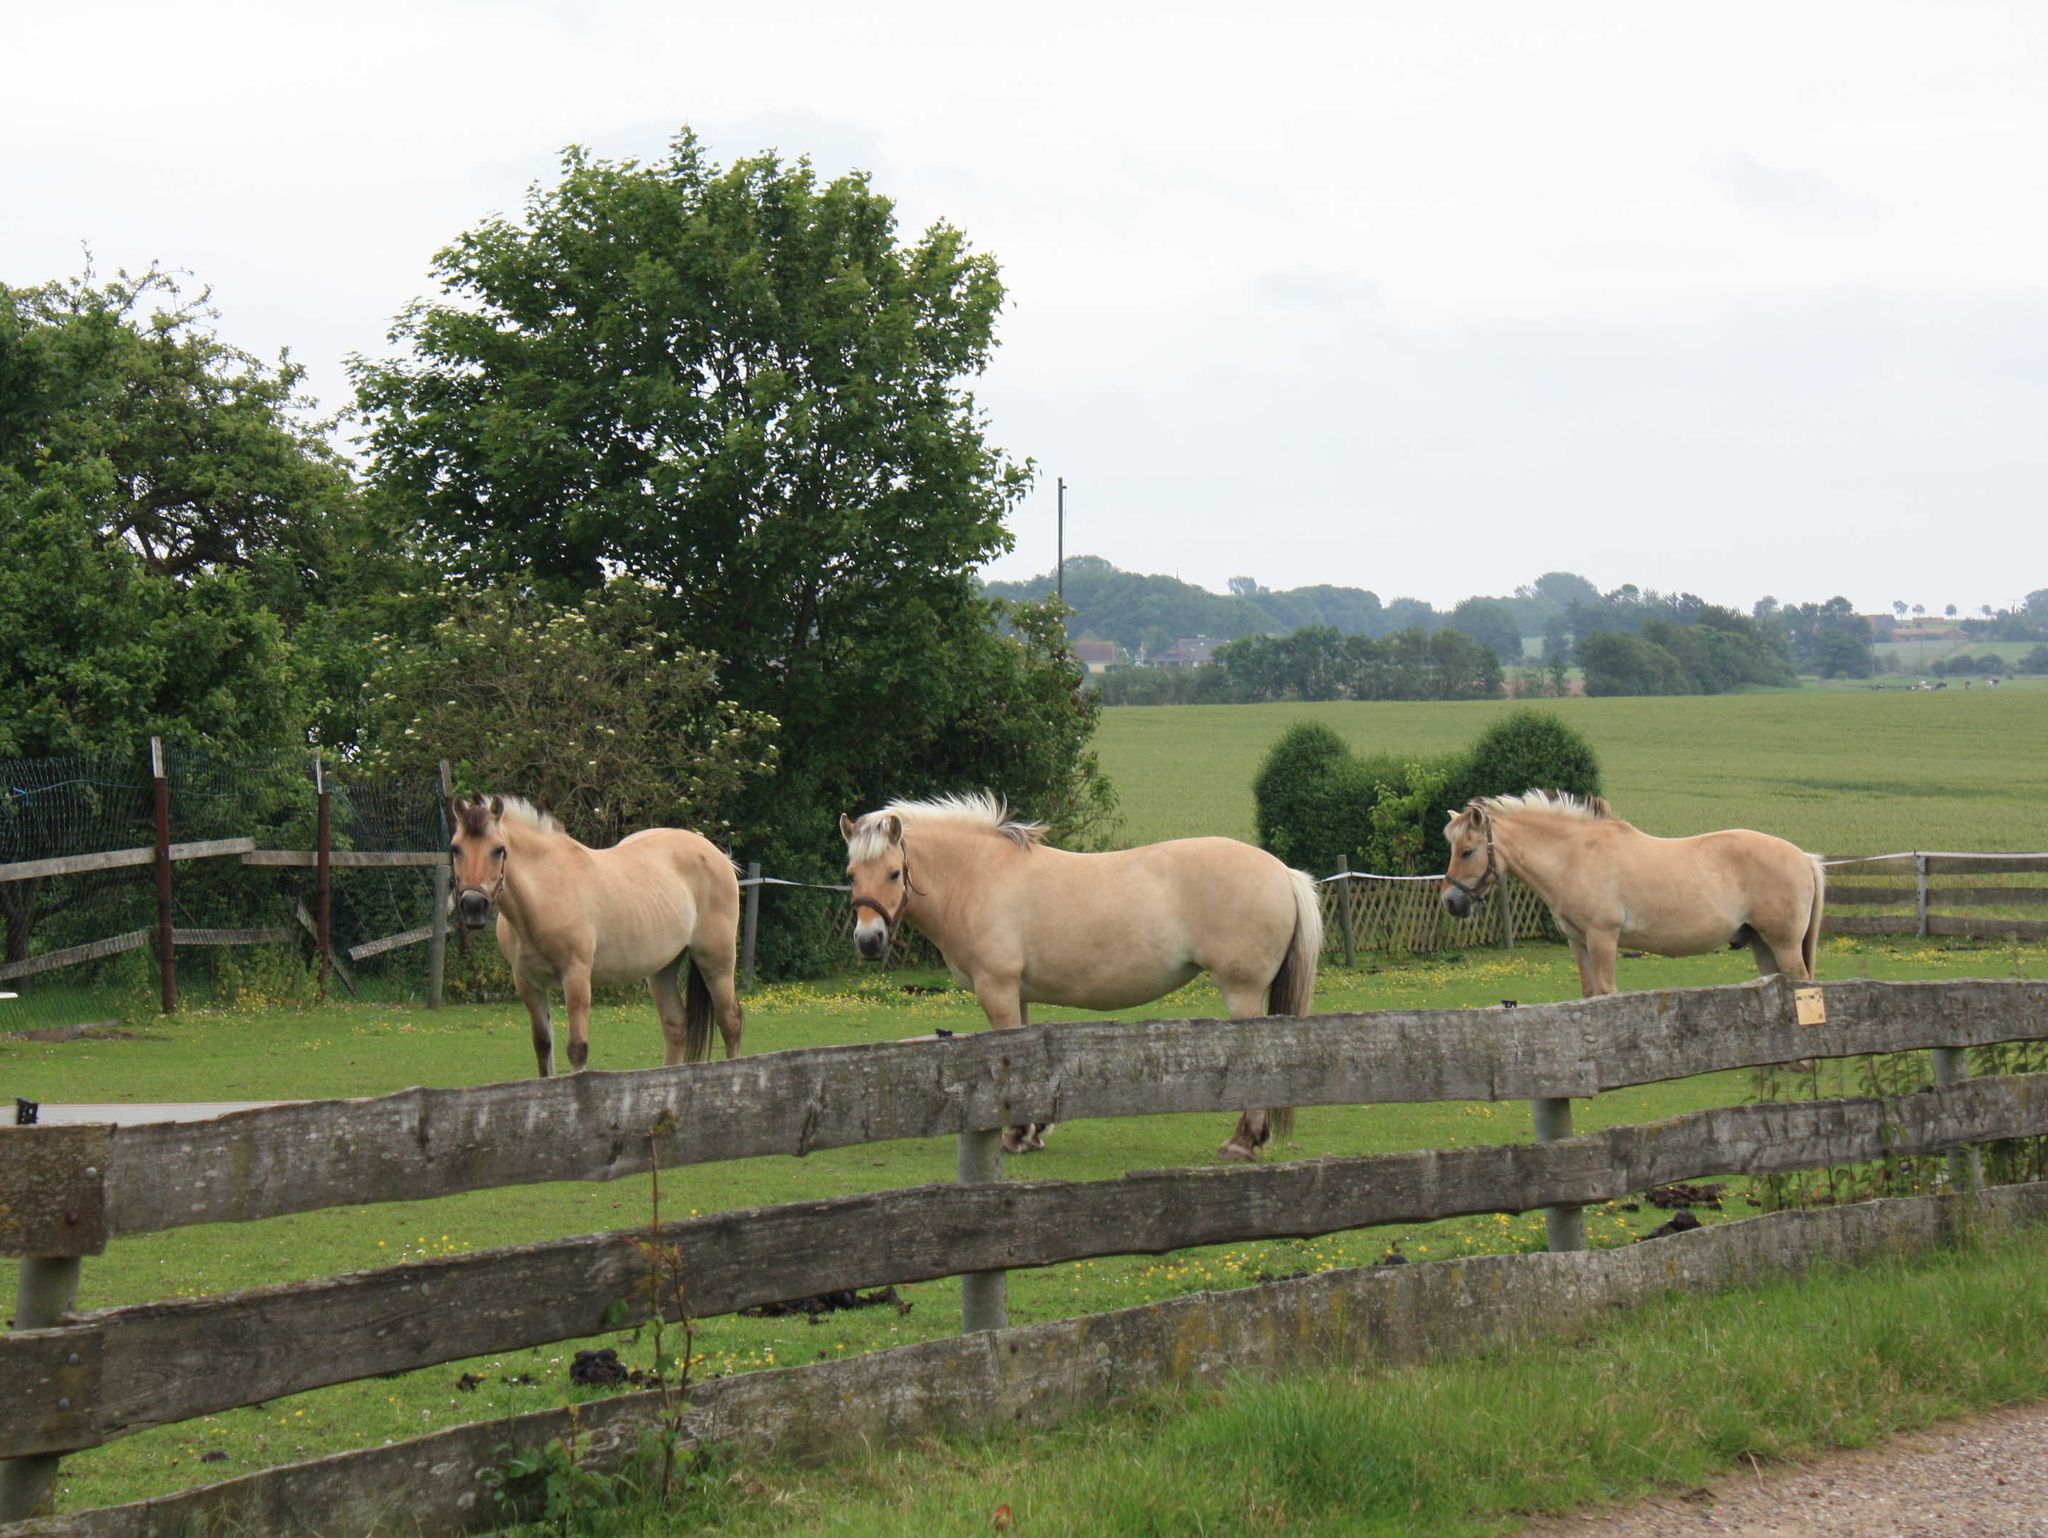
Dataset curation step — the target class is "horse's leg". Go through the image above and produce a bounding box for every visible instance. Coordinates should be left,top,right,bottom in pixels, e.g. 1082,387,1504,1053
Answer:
975,980,1045,1154
1753,932,1811,983
1217,977,1275,1162
1583,931,1620,996
517,975,555,1078
562,961,594,1072
649,960,691,1068
1566,935,1599,998
693,934,746,1059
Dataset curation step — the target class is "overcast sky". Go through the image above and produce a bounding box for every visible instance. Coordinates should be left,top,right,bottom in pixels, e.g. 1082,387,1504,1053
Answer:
7,2,2045,615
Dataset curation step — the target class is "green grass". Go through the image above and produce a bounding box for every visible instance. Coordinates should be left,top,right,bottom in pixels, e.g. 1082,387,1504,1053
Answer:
1874,637,2042,670
1091,688,2048,852
6,935,2043,1513
565,1222,2048,1537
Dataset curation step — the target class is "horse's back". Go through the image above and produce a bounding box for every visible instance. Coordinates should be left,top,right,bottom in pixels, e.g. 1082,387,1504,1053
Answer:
582,827,740,976
1001,836,1304,995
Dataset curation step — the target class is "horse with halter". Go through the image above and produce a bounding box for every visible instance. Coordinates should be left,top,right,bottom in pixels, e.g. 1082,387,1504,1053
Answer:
447,794,744,1075
839,793,1323,1159
1439,790,1825,996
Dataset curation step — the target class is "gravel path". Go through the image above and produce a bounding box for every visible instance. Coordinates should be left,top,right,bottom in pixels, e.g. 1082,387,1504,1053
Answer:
1523,1400,2048,1538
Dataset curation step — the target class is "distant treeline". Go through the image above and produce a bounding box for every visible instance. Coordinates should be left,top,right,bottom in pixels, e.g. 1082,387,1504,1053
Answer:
993,558,2048,697
1099,627,1503,705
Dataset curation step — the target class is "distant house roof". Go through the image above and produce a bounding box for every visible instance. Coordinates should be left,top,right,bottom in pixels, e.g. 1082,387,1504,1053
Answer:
1072,640,1118,673
1148,635,1223,668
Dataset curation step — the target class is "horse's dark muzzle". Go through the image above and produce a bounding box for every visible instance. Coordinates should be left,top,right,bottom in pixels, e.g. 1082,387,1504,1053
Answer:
457,893,493,928
853,930,888,961
1441,888,1472,919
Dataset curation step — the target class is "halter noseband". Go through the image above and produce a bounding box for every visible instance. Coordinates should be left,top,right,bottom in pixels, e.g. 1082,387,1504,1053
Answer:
851,837,920,937
455,865,507,914
1443,817,1500,902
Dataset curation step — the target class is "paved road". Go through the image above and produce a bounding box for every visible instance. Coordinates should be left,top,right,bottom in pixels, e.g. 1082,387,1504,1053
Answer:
11,1100,298,1127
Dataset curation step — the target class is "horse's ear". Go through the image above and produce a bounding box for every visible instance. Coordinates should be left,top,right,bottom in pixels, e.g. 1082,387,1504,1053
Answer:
883,813,903,844
839,813,858,842
489,795,504,819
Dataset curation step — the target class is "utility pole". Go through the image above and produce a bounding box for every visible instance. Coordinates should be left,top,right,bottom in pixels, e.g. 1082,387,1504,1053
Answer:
1057,477,1066,604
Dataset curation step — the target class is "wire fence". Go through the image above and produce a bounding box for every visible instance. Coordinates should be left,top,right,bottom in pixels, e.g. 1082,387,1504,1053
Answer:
5,743,2046,1039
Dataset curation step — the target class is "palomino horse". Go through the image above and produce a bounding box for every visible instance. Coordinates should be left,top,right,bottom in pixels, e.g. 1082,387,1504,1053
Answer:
839,794,1323,1160
1439,790,1825,997
447,794,744,1075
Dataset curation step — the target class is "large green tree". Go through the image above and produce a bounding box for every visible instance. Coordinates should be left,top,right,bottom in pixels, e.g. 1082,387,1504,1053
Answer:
0,267,361,760
353,134,1107,952
2,266,370,622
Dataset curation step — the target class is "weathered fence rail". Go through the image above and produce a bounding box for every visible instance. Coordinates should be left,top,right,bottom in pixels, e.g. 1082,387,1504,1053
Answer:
4,974,2048,1531
1821,851,2048,942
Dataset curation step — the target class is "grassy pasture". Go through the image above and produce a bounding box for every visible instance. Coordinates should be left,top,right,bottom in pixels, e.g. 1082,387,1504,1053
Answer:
1091,686,2048,854
7,685,2047,1515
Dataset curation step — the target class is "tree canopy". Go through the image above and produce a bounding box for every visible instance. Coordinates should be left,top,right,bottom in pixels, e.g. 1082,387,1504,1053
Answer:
352,134,1107,956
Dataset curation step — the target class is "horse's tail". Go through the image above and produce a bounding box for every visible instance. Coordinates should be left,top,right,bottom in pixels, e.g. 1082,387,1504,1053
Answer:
684,956,715,1063
1265,867,1325,1143
1802,854,1827,979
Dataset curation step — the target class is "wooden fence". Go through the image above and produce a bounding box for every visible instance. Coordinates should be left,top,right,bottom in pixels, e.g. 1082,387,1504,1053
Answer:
0,745,453,1014
1316,851,2048,958
1821,852,2048,943
4,973,2048,1533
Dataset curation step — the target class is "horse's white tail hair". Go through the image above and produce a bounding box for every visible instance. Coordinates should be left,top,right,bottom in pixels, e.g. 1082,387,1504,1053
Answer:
1264,868,1325,1143
1802,854,1827,979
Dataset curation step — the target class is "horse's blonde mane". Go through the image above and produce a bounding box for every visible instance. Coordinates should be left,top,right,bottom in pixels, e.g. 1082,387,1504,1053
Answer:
490,794,562,834
1474,789,1618,824
846,792,1046,861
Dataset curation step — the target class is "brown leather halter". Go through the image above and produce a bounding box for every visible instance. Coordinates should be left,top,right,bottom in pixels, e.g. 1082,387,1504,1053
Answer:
850,838,919,937
455,864,506,914
1443,816,1500,902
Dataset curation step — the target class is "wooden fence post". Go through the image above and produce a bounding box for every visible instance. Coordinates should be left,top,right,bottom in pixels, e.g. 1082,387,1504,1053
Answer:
314,754,332,1000
1915,852,1929,939
0,1254,83,1522
150,737,176,1015
956,1129,1007,1332
1932,1046,1985,1194
1333,872,1357,969
1530,1097,1586,1251
1500,878,1516,950
742,862,762,989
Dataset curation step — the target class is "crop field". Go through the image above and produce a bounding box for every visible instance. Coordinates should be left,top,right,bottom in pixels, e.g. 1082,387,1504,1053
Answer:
1091,685,2048,855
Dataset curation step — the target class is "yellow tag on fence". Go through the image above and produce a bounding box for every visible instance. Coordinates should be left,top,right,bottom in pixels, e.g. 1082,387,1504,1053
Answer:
1795,987,1827,1027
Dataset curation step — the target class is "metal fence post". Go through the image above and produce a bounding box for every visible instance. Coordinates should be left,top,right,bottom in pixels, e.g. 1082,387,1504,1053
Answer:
957,1129,1008,1332
1932,1046,1985,1194
150,737,176,1015
742,862,762,989
1914,852,1929,939
428,771,450,1009
1333,872,1357,968
0,1254,83,1522
1531,1097,1586,1251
